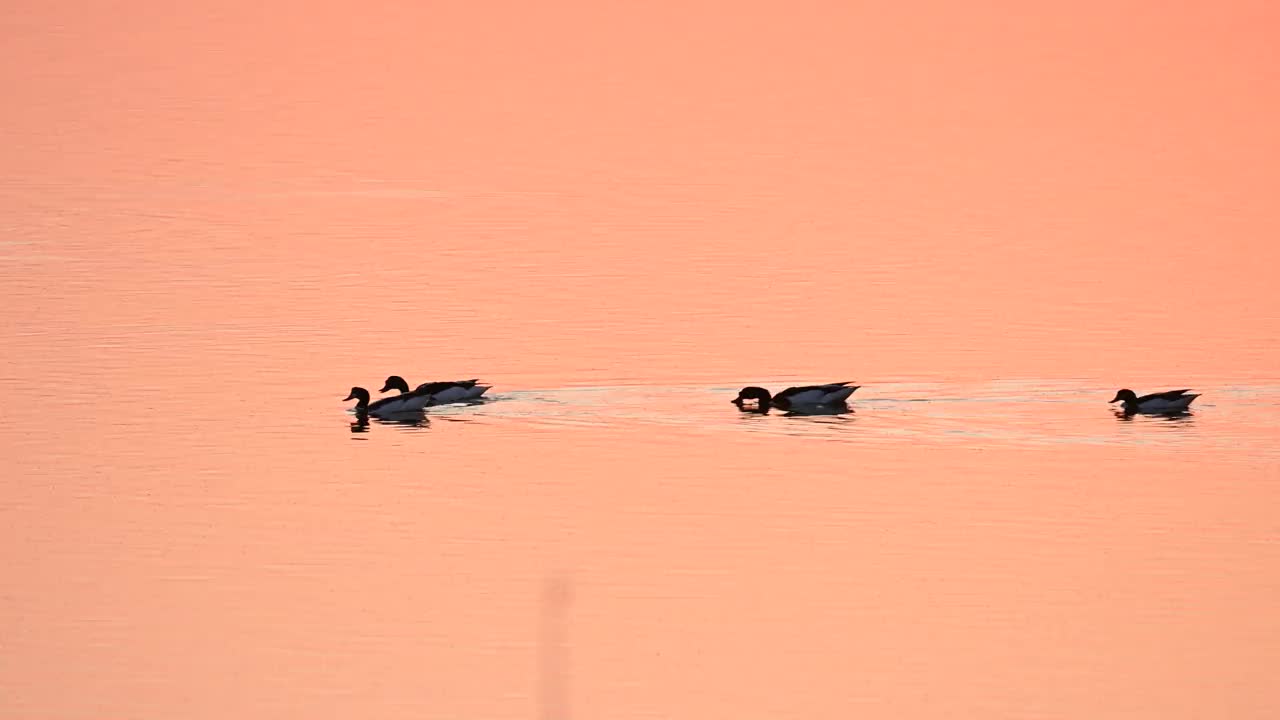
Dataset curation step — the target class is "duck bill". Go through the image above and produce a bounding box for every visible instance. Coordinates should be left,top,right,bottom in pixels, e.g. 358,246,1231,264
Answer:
378,385,392,393
343,393,357,401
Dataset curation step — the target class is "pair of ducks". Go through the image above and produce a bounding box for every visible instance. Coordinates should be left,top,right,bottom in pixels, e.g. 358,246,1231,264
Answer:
732,383,1201,415
344,375,490,415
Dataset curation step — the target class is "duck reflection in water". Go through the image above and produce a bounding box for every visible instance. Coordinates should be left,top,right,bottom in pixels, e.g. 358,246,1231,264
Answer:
375,412,430,429
1113,408,1195,423
349,408,430,432
733,399,853,417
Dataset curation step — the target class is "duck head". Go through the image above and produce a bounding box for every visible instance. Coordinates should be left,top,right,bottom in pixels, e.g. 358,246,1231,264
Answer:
380,375,411,394
1110,389,1138,404
733,386,773,407
343,386,371,409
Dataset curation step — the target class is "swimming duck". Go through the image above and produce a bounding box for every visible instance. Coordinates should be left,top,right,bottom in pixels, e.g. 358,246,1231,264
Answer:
1110,388,1200,414
733,382,859,411
380,375,490,406
343,386,428,415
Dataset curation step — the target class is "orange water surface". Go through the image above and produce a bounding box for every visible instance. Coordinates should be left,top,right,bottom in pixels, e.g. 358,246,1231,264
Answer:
2,2,1278,718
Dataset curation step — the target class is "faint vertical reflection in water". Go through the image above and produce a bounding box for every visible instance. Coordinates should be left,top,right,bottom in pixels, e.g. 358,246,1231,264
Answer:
539,577,573,720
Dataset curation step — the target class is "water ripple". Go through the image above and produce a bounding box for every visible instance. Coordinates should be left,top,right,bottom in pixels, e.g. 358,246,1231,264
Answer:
355,381,1280,458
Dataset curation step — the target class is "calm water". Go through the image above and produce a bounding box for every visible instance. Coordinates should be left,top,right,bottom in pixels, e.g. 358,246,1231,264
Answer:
4,3,1280,718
